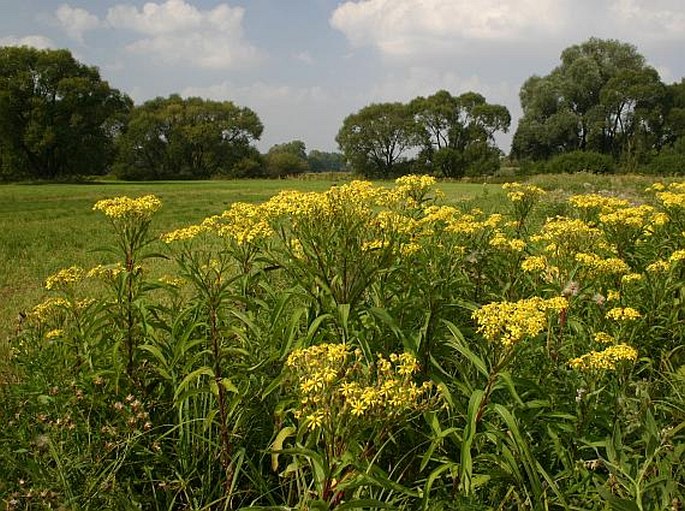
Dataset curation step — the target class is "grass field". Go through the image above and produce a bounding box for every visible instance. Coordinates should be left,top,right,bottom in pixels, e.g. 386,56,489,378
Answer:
0,178,496,345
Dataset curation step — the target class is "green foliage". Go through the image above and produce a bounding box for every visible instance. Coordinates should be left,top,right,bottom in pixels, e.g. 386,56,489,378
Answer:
2,176,685,509
336,102,420,178
336,92,510,178
308,150,347,173
266,140,310,177
113,94,263,180
0,46,131,181
411,90,510,178
543,150,616,174
512,38,667,165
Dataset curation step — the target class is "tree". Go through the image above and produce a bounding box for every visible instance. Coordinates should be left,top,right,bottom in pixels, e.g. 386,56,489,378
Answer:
410,90,510,177
307,150,347,172
114,95,263,180
336,102,419,178
265,140,309,178
511,38,666,165
0,46,131,180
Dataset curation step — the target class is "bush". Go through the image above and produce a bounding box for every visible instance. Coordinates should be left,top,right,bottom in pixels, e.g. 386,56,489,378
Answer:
545,150,615,174
645,139,685,175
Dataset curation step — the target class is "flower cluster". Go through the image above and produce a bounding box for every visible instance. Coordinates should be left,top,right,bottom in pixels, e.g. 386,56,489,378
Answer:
204,202,274,246
285,343,431,431
393,174,442,206
605,307,642,322
92,195,161,220
489,231,526,253
502,182,546,203
574,253,630,278
473,296,567,348
86,263,124,280
568,193,630,213
45,266,85,290
28,297,70,323
568,344,638,372
532,217,607,258
162,224,209,244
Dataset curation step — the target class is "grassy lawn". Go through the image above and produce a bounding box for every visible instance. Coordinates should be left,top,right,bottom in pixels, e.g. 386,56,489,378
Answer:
0,178,494,343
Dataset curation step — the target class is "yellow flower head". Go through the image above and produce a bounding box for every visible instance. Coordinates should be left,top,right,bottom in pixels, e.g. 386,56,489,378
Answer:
45,266,85,290
605,307,642,322
502,182,546,203
568,344,638,372
162,224,208,244
473,297,567,348
93,195,161,220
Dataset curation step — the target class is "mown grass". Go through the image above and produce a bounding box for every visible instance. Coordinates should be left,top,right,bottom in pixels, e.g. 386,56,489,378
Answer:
0,178,494,347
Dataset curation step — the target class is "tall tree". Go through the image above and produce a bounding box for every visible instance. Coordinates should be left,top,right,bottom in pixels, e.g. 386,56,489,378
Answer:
336,102,419,178
512,38,666,164
307,150,347,172
265,140,309,178
114,95,263,180
411,90,510,177
0,46,131,180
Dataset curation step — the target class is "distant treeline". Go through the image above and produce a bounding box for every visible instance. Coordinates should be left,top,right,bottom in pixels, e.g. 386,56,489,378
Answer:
1,38,684,181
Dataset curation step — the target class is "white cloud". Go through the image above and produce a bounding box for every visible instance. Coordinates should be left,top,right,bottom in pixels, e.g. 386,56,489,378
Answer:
182,81,330,106
294,51,314,65
330,0,566,56
181,81,339,149
55,4,101,43
106,0,262,69
610,0,685,40
0,35,56,49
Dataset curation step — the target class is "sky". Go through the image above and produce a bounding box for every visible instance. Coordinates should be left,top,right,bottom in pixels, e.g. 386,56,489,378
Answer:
1,0,684,154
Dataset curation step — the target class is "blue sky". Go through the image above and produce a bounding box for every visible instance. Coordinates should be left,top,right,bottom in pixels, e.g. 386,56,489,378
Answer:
1,0,684,153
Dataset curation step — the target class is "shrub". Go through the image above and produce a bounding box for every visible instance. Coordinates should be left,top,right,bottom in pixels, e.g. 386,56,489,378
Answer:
645,150,685,176
545,150,615,174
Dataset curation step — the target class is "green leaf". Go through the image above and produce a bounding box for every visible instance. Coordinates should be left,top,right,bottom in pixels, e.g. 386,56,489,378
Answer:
271,426,296,472
422,462,458,510
460,389,484,495
174,366,214,403
444,320,488,378
336,499,397,510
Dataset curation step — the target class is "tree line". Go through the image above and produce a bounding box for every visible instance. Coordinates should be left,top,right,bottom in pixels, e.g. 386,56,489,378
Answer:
1,38,684,181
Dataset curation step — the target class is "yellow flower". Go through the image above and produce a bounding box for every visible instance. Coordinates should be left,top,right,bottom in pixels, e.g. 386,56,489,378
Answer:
606,290,620,302
45,266,85,290
45,329,63,340
87,263,124,280
306,411,325,430
349,398,367,417
646,260,670,274
568,344,638,372
162,224,208,243
473,297,567,348
93,195,161,220
490,231,526,252
29,297,70,321
656,191,685,209
593,332,616,345
574,253,630,278
621,273,643,284
502,182,546,202
569,193,630,212
605,307,642,322
521,256,548,273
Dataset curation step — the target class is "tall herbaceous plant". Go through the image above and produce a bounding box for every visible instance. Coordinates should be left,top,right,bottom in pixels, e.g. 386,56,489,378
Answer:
2,177,683,509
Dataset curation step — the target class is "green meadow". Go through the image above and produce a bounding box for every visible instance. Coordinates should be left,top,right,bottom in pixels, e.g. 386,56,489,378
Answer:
0,178,494,342
2,174,683,510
